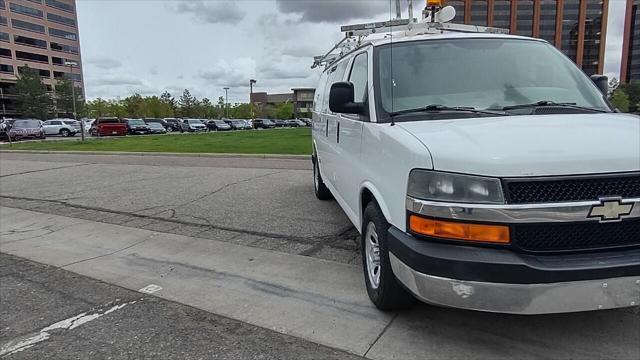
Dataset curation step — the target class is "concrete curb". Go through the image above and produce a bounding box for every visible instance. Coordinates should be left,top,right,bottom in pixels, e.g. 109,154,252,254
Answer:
0,149,311,160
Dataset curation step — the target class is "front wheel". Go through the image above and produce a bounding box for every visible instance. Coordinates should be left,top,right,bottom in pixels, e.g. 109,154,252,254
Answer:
313,156,332,200
362,202,415,311
60,129,70,137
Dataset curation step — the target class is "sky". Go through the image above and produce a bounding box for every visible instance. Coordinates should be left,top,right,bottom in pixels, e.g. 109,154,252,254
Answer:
76,0,628,103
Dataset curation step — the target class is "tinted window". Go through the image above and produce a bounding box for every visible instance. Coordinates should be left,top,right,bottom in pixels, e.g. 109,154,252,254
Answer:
16,50,48,63
48,27,77,40
47,12,75,27
11,19,45,33
0,32,8,42
45,0,74,12
0,64,13,73
50,42,78,54
14,35,47,48
10,3,43,18
349,52,368,103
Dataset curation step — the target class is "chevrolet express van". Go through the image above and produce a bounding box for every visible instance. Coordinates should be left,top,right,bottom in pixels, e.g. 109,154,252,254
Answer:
311,17,640,314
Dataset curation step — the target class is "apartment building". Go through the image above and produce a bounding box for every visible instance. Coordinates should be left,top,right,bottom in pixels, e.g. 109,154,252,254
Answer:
621,0,639,83
446,0,608,75
0,0,83,117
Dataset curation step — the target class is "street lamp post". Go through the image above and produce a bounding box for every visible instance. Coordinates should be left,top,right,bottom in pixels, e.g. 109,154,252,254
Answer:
223,87,229,118
64,61,84,141
249,79,256,125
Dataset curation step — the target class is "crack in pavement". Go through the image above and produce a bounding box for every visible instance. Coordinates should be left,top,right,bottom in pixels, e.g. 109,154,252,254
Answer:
0,163,89,179
0,195,355,246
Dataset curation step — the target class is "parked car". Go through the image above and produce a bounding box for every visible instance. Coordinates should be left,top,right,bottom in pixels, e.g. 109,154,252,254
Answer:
7,119,45,141
224,119,247,130
242,120,253,129
163,118,182,132
294,119,308,127
285,120,299,127
298,118,312,126
312,13,639,315
146,122,167,134
123,118,151,135
254,119,275,129
206,120,232,131
273,119,287,128
42,119,78,137
90,117,127,137
144,118,170,131
181,119,208,132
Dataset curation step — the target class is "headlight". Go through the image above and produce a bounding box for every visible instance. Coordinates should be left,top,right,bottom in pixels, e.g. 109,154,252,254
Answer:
407,170,504,204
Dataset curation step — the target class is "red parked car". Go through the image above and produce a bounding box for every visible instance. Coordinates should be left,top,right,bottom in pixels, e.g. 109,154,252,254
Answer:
90,117,127,137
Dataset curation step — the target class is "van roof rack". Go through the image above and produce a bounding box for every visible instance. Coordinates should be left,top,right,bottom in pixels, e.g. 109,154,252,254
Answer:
311,4,508,69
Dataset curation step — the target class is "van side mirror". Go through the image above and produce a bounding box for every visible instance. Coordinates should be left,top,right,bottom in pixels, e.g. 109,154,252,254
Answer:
590,75,608,95
329,82,365,115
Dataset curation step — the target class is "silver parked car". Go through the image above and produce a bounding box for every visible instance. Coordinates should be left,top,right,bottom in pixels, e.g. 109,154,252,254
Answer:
42,119,79,137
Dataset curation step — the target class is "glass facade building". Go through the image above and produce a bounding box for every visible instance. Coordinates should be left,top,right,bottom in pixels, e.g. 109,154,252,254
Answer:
445,0,608,75
622,0,640,82
0,0,83,117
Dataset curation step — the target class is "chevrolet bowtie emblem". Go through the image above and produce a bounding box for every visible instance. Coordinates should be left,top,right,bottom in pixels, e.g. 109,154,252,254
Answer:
588,199,634,222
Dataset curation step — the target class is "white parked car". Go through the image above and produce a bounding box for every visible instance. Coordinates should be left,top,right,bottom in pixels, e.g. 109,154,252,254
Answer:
181,119,207,132
42,119,79,137
311,8,640,315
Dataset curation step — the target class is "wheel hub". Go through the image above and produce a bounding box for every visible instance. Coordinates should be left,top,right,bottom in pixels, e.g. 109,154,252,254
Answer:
365,222,381,289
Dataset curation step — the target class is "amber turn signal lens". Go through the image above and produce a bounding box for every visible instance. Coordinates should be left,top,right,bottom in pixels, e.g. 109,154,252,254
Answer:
409,215,510,244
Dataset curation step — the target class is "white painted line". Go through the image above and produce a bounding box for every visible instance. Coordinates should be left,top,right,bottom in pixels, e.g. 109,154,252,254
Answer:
0,300,137,356
139,284,162,294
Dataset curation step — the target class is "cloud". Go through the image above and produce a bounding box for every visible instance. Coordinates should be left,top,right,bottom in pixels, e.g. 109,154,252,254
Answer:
85,56,122,70
175,1,245,24
197,58,257,87
86,74,143,87
275,0,390,23
149,66,158,75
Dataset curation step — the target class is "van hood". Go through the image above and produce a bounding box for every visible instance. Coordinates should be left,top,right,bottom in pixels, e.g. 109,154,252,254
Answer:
398,113,640,177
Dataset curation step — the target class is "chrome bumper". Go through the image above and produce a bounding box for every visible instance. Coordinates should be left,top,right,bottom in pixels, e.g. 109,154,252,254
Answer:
390,253,640,314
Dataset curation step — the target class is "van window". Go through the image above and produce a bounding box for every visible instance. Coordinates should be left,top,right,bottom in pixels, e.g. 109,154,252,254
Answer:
314,72,328,113
322,60,349,113
349,52,368,103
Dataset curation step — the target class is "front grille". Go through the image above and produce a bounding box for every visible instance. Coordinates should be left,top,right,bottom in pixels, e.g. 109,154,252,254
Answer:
505,174,640,204
513,220,640,252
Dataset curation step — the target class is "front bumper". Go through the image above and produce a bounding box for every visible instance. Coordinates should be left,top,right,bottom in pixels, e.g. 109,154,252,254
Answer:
388,227,640,314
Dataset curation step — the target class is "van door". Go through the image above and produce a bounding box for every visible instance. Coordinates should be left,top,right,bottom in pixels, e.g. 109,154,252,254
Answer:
321,60,349,190
334,51,368,217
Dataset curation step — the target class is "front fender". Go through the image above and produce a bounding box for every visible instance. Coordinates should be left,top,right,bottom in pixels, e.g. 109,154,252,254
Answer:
359,181,392,231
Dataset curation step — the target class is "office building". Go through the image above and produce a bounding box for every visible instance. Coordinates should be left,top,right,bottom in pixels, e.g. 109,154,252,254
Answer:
446,0,608,75
251,88,316,118
621,0,639,82
0,0,84,117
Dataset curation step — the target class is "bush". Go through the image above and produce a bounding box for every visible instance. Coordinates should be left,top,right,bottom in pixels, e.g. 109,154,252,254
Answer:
610,89,630,113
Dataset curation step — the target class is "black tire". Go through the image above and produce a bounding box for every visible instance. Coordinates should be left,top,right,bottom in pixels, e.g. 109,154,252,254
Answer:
361,201,415,311
60,129,70,137
313,156,332,200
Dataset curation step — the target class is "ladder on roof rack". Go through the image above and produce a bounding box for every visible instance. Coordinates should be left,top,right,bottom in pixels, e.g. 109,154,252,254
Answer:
311,5,508,69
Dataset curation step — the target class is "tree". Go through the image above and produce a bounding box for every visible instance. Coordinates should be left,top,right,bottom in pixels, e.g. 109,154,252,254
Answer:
54,78,85,117
15,65,52,120
86,98,110,117
617,80,640,112
178,89,197,117
610,89,630,112
122,93,147,118
274,101,294,119
217,96,226,118
160,91,177,116
229,103,252,119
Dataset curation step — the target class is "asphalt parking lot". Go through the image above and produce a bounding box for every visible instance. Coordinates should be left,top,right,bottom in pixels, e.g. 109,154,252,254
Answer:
1,152,639,359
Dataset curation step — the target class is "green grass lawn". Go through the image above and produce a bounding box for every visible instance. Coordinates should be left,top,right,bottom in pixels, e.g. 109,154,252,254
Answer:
1,128,312,155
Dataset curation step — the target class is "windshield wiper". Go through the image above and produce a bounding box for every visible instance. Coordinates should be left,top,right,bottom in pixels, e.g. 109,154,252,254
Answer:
390,104,507,117
499,100,609,113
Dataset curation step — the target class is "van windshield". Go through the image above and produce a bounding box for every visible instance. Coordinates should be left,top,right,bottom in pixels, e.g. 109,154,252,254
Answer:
375,38,611,119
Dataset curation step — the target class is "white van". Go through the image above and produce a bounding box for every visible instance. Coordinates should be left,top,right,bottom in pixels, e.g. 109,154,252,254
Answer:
311,9,640,314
